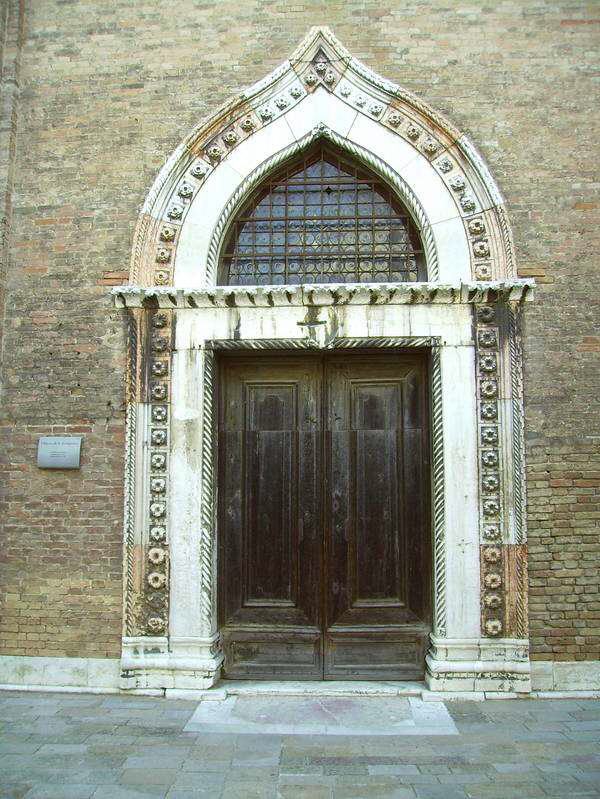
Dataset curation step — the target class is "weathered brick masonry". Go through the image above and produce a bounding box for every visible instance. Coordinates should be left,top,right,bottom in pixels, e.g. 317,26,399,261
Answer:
0,1,598,663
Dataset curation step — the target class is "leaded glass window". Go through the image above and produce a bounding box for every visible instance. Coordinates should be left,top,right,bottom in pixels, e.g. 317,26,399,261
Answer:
218,144,426,286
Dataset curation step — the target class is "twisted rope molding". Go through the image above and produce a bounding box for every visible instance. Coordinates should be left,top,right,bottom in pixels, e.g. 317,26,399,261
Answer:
199,348,216,634
205,124,439,285
123,311,138,636
211,336,439,351
430,345,447,637
509,305,526,546
203,334,447,641
514,546,528,639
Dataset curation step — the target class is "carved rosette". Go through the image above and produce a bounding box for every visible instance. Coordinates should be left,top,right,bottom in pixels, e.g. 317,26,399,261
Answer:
140,309,172,635
474,304,505,637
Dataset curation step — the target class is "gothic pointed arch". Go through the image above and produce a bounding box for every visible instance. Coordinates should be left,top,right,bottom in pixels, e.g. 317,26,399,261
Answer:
128,27,516,288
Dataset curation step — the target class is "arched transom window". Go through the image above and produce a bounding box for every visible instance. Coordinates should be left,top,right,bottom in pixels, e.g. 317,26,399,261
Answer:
219,143,426,285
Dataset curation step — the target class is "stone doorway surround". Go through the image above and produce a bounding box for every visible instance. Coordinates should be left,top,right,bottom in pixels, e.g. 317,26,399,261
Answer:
112,27,535,694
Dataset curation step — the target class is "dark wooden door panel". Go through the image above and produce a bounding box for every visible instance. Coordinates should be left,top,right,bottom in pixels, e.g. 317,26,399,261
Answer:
218,352,431,681
324,357,430,679
218,357,323,679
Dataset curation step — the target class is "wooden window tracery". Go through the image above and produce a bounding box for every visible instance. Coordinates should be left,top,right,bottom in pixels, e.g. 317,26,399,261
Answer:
219,144,426,285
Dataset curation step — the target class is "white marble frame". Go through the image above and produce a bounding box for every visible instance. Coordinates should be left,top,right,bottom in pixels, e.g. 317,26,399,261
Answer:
153,302,482,689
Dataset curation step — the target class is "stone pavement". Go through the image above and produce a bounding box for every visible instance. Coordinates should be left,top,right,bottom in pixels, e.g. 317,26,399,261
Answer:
1,690,600,799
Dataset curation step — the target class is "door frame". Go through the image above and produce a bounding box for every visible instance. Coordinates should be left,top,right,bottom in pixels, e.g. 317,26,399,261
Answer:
214,347,435,680
117,282,532,693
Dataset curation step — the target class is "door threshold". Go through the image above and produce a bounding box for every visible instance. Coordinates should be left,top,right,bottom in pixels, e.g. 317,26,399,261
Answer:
204,679,426,699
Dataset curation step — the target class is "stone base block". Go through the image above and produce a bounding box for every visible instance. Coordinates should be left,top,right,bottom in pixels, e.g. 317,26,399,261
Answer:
425,635,531,693
120,635,224,691
531,660,600,691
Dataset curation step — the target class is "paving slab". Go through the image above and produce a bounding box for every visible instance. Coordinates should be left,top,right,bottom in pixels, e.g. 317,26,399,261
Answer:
183,695,457,736
1,690,600,798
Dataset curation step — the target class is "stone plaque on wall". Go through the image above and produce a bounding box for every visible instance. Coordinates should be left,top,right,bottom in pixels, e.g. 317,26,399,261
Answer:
37,436,82,469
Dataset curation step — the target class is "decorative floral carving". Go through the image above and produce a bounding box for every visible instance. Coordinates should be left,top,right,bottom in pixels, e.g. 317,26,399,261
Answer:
149,525,166,542
151,429,167,446
460,193,476,212
468,218,485,235
422,137,439,155
484,572,502,590
178,181,194,199
483,524,500,540
476,264,492,280
147,616,165,634
222,130,239,146
151,383,167,400
148,547,166,565
150,502,166,518
406,123,420,140
324,69,336,85
339,83,351,98
478,330,498,348
481,403,498,420
438,157,453,173
289,85,303,99
304,71,318,86
274,95,289,110
449,176,466,192
314,59,327,74
484,593,502,609
152,406,168,423
483,498,500,516
480,355,497,372
156,247,171,263
151,361,168,377
481,427,498,444
477,306,495,324
154,270,170,286
147,572,166,589
482,450,499,468
167,203,183,220
151,478,166,494
484,546,501,563
387,110,402,126
485,619,503,636
151,453,167,470
481,379,498,398
473,240,490,258
483,474,500,492
355,94,366,107
151,335,168,352
369,102,383,117
207,145,223,162
240,116,255,132
160,225,176,242
190,161,209,179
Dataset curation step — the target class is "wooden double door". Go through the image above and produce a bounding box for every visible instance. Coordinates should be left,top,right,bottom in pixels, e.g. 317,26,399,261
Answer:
217,351,431,681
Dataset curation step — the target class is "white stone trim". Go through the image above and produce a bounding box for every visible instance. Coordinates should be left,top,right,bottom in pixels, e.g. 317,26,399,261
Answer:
2,654,600,696
531,660,600,692
0,656,120,692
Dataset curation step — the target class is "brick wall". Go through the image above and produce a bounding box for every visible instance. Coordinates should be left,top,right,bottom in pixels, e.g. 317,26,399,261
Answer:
0,1,598,661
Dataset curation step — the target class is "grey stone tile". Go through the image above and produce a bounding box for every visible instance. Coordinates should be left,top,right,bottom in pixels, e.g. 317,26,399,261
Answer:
120,769,179,788
367,766,420,776
277,786,333,799
24,786,97,799
221,781,277,799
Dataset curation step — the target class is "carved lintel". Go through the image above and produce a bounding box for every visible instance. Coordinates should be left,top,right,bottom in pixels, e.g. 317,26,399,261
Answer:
112,280,535,310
